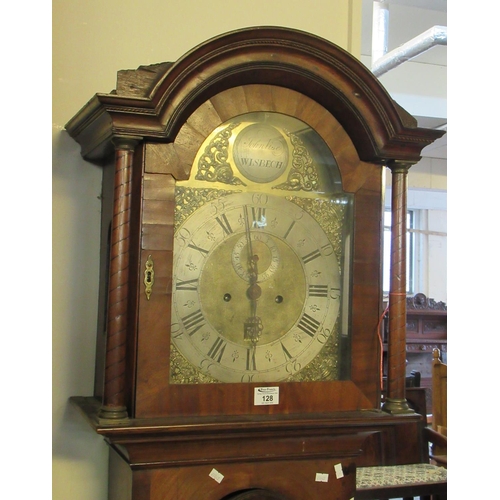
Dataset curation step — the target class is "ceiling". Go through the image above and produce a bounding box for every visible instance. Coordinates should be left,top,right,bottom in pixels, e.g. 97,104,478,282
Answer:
360,0,447,161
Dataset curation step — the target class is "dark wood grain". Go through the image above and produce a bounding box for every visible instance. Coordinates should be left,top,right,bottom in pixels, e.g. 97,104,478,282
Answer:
384,163,411,409
98,139,138,419
71,397,426,467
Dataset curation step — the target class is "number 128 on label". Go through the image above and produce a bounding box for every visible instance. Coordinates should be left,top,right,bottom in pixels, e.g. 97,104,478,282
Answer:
254,387,280,406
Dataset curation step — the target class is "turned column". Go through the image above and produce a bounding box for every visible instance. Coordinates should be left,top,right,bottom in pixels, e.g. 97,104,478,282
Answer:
382,160,414,414
98,136,140,420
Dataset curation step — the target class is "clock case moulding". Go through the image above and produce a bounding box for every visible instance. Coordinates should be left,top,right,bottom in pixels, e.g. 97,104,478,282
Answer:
65,26,444,425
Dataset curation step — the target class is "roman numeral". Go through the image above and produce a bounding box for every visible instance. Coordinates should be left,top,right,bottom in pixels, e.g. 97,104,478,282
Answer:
281,342,293,361
302,249,321,264
207,337,227,362
182,309,205,336
308,284,328,297
283,221,296,240
187,242,209,257
252,207,266,227
175,278,199,291
215,214,233,235
297,313,321,337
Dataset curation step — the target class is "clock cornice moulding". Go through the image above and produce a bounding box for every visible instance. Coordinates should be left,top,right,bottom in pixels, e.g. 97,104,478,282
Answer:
65,26,444,164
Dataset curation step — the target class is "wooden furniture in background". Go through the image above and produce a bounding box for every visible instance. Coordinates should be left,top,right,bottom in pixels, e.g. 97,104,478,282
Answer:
406,386,427,416
357,386,448,500
358,350,448,497
355,463,447,499
429,348,447,466
406,294,447,391
383,293,447,409
431,348,447,433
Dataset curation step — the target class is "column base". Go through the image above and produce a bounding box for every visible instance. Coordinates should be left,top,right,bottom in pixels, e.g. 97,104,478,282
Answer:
381,397,414,415
97,404,128,422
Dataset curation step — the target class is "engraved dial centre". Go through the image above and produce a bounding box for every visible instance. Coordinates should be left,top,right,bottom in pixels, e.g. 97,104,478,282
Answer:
199,230,305,346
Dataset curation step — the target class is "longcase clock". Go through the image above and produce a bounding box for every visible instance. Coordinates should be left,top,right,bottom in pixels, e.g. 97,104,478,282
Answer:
66,27,444,500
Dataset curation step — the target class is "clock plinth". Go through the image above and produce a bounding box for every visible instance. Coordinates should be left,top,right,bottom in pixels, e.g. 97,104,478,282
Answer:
65,27,445,500
71,396,425,500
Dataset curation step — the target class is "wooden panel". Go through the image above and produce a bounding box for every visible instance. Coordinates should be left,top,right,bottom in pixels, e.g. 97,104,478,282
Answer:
73,396,425,467
210,86,250,122
186,99,224,140
105,416,423,498
242,84,276,112
144,143,187,180
135,165,175,416
269,86,301,118
142,460,356,500
141,225,172,251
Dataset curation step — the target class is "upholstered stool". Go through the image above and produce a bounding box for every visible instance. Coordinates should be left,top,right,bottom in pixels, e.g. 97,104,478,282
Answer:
356,463,447,499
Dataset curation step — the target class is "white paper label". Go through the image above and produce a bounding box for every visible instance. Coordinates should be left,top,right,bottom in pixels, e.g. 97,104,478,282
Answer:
254,386,279,405
209,468,224,483
315,473,329,482
334,463,344,479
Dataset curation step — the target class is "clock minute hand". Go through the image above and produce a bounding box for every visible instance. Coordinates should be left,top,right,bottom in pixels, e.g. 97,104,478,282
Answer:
244,206,263,344
244,205,255,278
244,206,261,300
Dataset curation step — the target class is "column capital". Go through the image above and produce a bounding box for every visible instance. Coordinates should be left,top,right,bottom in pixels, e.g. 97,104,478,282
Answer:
386,159,415,174
112,135,142,152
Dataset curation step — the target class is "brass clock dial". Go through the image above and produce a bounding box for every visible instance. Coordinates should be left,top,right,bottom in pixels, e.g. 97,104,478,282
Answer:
170,112,352,385
171,190,343,383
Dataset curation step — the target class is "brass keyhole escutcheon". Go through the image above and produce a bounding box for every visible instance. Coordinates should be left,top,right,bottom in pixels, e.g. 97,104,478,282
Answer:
144,254,154,300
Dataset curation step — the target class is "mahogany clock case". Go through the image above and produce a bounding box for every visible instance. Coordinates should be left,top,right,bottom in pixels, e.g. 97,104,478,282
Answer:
131,90,383,419
65,27,444,422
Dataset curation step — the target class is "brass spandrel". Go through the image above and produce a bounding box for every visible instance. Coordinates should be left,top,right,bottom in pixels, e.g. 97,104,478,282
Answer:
194,122,245,186
286,318,340,382
273,131,319,192
189,112,343,194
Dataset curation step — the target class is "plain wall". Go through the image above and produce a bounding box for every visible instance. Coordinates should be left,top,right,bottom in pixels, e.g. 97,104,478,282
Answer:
53,2,363,499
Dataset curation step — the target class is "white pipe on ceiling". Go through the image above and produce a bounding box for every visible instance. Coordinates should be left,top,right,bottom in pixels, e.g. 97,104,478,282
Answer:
372,25,447,77
371,0,390,64
371,1,447,78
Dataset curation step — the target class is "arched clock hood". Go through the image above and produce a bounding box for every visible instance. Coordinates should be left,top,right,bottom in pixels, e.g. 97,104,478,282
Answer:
66,26,443,164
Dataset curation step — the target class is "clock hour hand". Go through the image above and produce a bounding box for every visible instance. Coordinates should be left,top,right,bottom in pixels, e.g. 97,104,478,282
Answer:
244,315,263,344
244,259,263,343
